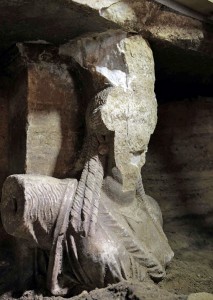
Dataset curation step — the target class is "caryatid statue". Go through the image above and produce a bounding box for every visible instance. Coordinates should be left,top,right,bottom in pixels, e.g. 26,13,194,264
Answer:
1,31,173,296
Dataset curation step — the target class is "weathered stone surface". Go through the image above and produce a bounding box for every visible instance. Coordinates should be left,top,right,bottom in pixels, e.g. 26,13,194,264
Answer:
0,87,9,192
64,0,213,57
143,98,213,226
1,32,173,297
0,1,212,299
26,61,81,177
8,64,28,175
0,0,212,61
0,0,118,57
162,0,213,16
188,292,213,300
8,43,84,178
0,1,212,112
1,175,77,249
0,79,10,242
60,30,158,192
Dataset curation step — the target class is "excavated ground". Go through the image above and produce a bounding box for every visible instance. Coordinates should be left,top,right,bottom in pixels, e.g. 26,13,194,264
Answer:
0,213,212,299
160,215,213,295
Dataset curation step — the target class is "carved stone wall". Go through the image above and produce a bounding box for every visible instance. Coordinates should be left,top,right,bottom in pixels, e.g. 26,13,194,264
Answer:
0,81,9,241
143,98,213,227
0,87,8,191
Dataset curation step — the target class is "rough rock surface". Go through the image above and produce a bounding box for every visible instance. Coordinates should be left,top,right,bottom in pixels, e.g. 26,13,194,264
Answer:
143,98,213,295
0,0,119,57
143,98,213,226
77,0,212,54
0,1,212,298
188,293,213,300
7,43,84,178
0,79,10,243
0,0,212,60
0,85,8,194
0,281,186,300
1,175,77,247
60,30,158,191
1,31,175,297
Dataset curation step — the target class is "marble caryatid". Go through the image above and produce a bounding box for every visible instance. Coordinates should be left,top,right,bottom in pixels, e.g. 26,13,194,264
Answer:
1,31,173,296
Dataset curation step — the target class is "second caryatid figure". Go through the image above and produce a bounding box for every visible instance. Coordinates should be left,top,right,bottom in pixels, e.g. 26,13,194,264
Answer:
1,31,173,296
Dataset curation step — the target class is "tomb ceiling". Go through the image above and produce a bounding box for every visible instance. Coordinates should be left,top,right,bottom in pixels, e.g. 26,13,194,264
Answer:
174,0,213,16
0,0,213,57
0,0,213,99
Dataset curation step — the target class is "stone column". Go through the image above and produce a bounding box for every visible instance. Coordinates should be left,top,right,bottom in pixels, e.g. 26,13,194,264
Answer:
8,43,84,178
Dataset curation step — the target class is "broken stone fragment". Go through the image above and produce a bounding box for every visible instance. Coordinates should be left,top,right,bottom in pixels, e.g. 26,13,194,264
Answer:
60,30,157,192
1,174,77,249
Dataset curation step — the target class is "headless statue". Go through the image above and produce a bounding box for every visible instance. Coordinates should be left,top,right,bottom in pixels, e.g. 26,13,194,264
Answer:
1,32,173,296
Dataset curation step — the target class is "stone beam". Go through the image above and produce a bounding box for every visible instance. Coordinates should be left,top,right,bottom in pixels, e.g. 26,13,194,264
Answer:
64,0,213,58
0,0,212,60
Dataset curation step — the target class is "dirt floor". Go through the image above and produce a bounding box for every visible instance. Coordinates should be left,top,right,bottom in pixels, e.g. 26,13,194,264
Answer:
160,215,213,295
0,214,212,299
